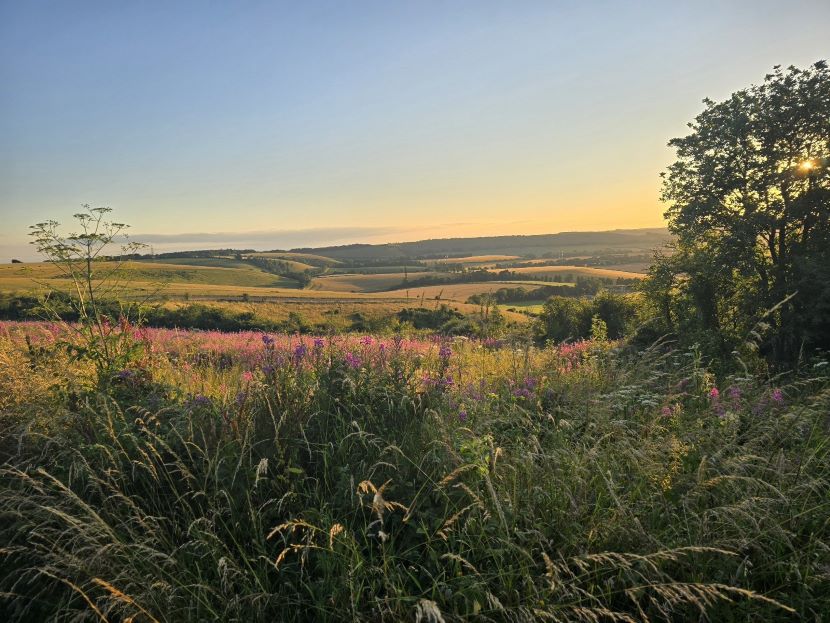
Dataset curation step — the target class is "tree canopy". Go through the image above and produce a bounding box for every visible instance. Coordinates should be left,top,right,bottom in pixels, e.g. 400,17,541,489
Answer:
645,61,830,364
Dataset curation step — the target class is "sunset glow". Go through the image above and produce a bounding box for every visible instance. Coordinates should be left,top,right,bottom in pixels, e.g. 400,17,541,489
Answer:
1,1,829,261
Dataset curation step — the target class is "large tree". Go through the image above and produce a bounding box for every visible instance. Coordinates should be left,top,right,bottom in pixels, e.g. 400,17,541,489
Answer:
648,61,830,363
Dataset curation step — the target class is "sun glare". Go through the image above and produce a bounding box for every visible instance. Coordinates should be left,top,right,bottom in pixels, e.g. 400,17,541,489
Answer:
799,159,815,171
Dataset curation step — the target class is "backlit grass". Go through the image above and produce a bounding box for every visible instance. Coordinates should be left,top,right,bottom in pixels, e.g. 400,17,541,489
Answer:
1,321,827,621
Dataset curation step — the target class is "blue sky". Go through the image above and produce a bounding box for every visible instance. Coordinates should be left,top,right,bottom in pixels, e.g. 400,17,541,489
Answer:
1,0,828,260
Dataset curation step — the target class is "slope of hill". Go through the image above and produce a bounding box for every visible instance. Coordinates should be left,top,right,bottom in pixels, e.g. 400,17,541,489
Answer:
0,260,299,295
290,228,671,261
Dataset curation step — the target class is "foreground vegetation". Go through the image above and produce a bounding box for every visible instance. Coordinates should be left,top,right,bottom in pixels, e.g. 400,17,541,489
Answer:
1,321,828,621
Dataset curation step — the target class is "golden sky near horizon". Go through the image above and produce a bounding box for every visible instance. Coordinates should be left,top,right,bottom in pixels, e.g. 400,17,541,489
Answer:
1,1,828,260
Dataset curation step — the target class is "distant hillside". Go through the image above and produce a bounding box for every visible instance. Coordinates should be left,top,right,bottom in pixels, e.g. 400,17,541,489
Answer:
290,228,672,261
117,227,672,265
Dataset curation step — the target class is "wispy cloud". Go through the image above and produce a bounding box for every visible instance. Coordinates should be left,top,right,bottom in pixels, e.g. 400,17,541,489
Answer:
1,226,407,262
133,226,405,249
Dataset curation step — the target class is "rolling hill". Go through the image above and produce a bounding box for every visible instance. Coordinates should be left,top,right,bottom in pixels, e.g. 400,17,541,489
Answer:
289,228,671,261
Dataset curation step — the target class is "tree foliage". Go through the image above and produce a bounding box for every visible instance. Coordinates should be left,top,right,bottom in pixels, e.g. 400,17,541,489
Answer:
536,291,640,343
645,61,830,363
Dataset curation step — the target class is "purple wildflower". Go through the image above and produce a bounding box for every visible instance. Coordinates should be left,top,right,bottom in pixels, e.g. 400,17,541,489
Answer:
188,394,212,409
261,334,275,347
513,387,532,400
345,352,361,369
116,369,136,381
294,343,308,362
771,388,784,404
458,410,468,423
439,344,452,360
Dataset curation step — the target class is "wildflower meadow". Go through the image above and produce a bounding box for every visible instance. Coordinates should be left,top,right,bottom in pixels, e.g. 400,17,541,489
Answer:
1,318,828,621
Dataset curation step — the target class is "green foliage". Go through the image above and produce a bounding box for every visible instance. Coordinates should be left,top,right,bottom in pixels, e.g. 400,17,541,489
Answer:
590,313,608,341
344,311,396,333
397,305,466,331
149,303,277,332
396,304,507,337
0,294,51,320
536,296,586,342
644,61,830,364
247,256,315,287
466,284,573,305
536,291,640,343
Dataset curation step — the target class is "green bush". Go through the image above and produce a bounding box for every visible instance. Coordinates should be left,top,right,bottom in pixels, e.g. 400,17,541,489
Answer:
536,291,640,343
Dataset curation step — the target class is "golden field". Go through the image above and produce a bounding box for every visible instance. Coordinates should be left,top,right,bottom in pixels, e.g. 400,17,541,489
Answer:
487,264,646,280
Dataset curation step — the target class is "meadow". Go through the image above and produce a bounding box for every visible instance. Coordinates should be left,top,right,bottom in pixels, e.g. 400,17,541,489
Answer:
1,316,828,621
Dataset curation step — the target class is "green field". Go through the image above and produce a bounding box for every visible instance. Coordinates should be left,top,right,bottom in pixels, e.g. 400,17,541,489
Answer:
0,260,299,292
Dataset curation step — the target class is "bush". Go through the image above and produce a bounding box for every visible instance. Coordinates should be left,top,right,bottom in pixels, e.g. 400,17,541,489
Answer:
146,303,279,332
536,291,641,343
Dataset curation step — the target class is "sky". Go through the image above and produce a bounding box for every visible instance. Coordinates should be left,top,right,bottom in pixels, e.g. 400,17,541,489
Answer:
1,0,828,261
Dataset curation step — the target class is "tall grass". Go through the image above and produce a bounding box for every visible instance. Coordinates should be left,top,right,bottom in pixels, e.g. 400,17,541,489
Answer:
1,327,828,621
